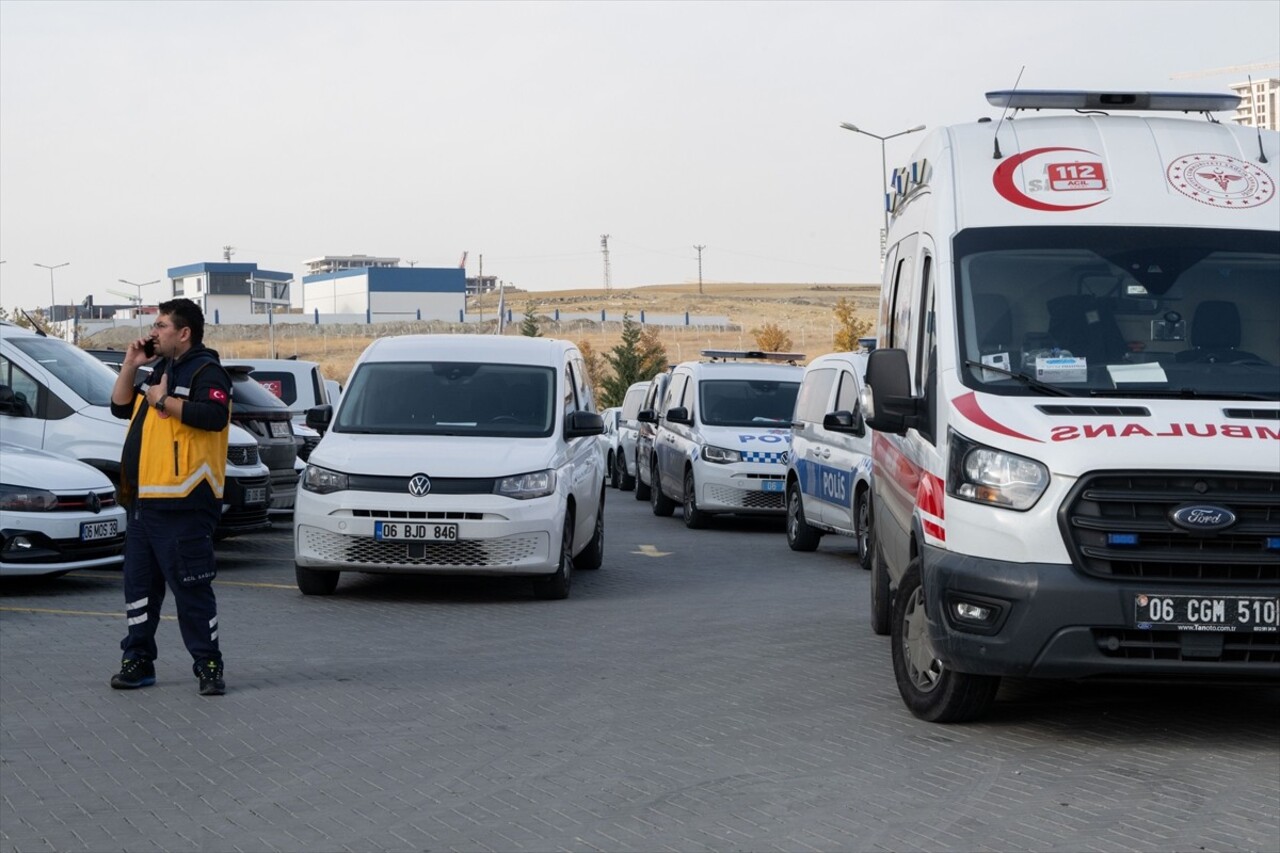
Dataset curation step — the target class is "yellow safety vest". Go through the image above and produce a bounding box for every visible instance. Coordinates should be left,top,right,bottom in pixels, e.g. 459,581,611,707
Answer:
129,393,230,501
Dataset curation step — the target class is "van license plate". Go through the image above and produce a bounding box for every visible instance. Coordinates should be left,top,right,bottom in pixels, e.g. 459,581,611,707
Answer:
761,480,784,493
1134,594,1279,632
81,520,118,541
269,420,293,438
375,522,459,542
244,487,267,505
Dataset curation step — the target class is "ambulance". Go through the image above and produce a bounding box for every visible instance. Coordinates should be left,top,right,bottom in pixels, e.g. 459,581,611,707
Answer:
860,90,1280,722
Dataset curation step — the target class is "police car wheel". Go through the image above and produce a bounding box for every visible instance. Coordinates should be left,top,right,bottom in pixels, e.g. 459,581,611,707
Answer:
650,462,676,517
295,564,340,596
855,490,871,569
534,515,573,600
683,468,709,529
616,452,636,492
891,559,999,722
633,453,651,501
786,481,821,552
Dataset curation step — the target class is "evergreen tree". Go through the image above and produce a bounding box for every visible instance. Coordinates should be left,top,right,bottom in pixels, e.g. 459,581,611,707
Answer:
600,312,668,407
520,303,542,337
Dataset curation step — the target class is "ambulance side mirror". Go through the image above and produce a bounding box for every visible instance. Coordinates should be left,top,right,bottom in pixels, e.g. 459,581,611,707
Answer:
863,349,922,435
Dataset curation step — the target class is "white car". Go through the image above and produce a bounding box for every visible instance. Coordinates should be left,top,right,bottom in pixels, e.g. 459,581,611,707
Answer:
643,351,803,528
601,407,622,488
1,442,127,577
613,381,650,491
785,350,873,562
294,335,607,599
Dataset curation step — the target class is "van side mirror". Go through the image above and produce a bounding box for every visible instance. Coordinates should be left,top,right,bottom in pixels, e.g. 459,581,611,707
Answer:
565,409,604,438
306,404,333,433
636,409,656,424
822,409,865,438
864,348,922,435
665,406,692,425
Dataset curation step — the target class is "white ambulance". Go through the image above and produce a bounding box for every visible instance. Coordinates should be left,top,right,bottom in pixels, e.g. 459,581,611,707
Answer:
860,90,1280,722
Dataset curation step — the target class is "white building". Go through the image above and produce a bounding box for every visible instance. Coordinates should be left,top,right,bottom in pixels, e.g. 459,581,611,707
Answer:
302,255,400,276
301,266,465,321
166,262,292,324
1230,78,1279,131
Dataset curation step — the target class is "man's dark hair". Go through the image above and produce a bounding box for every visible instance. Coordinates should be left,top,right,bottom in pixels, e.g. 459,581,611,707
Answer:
158,298,205,346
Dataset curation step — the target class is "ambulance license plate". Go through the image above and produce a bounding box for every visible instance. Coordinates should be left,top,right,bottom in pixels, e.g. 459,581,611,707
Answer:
1133,593,1280,632
81,520,118,541
761,480,784,493
375,521,459,542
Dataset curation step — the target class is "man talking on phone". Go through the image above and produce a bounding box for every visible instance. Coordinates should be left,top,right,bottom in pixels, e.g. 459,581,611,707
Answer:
108,298,232,695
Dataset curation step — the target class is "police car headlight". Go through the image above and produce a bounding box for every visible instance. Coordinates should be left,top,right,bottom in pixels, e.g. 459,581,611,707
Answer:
302,464,348,495
947,431,1047,511
702,445,741,464
497,469,557,500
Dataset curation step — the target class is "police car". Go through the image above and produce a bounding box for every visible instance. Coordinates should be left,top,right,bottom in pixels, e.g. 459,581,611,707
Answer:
640,351,802,529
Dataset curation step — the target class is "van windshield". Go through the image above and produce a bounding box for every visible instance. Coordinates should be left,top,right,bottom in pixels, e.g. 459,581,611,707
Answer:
954,227,1280,400
8,337,117,406
333,361,556,437
699,379,801,426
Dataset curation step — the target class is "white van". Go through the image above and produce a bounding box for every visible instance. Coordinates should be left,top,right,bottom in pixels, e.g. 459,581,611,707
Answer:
293,335,606,599
860,90,1280,722
642,351,803,528
785,350,873,561
612,380,650,491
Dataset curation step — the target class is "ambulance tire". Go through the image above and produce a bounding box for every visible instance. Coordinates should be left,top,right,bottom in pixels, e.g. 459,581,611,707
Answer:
534,515,573,600
650,461,676,517
869,531,891,636
634,453,651,501
785,481,821,552
891,559,999,722
295,564,340,596
576,491,605,571
854,489,871,570
682,468,710,529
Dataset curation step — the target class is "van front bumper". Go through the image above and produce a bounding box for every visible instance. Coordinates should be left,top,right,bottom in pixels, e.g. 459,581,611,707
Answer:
919,545,1280,681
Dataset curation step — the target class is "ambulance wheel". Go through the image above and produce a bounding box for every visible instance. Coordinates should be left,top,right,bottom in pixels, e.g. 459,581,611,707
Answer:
855,488,871,569
633,453,651,500
576,491,605,571
785,481,821,552
682,468,709,529
615,452,635,491
650,461,675,517
891,559,999,722
295,564,339,596
869,529,891,636
534,515,573,600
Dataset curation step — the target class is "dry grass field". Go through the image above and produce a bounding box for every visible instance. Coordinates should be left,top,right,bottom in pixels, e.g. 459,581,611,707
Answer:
84,282,881,387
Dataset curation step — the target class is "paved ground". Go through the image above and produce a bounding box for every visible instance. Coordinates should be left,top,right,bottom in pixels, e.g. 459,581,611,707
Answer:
2,492,1278,852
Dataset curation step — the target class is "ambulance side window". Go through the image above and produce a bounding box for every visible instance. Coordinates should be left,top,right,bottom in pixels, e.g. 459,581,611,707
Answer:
888,236,918,350
878,243,900,342
917,254,937,445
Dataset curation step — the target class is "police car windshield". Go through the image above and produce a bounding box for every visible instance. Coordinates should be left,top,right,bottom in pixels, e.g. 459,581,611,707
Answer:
333,361,556,437
955,226,1280,400
9,337,117,406
699,379,801,427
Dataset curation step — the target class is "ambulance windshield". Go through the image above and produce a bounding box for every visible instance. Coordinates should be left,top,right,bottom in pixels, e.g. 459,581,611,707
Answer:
954,226,1280,400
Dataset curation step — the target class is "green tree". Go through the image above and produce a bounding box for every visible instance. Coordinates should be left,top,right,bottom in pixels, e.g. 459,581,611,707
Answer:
520,303,542,337
600,312,668,407
833,297,874,351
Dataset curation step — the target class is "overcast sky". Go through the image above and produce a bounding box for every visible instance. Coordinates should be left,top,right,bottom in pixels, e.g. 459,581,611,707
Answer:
1,0,1277,310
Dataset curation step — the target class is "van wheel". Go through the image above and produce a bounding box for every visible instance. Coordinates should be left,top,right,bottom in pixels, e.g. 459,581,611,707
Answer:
891,559,999,722
633,453,651,501
296,564,340,596
606,451,618,488
577,492,605,571
650,461,675,517
615,452,635,492
855,489,871,569
869,527,891,636
785,481,821,552
682,468,709,529
534,516,573,600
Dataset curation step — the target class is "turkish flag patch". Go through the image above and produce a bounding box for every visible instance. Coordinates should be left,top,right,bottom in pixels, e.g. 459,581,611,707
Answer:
209,388,228,403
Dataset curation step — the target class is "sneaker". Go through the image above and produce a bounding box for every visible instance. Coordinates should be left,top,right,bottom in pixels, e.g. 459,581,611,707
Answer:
196,660,225,696
109,658,156,690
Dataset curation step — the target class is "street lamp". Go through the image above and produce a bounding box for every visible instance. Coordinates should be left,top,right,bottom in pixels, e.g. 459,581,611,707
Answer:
839,122,925,258
118,278,159,329
34,262,70,318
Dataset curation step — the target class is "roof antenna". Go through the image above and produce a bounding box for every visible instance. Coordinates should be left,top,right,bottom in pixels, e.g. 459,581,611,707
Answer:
992,65,1025,160
1246,75,1269,163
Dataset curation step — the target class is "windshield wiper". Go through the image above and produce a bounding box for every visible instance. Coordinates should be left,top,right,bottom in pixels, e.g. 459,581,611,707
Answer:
963,359,1074,397
1087,388,1277,401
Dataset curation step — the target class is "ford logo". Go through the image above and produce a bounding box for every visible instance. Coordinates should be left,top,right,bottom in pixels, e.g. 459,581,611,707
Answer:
407,474,432,498
1169,504,1236,532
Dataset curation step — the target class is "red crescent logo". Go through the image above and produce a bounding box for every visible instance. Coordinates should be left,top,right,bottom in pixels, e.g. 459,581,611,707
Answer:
993,146,1109,211
953,392,1042,443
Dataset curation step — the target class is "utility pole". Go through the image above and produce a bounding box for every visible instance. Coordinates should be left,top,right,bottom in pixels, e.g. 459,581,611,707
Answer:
34,262,70,326
693,245,705,295
600,234,612,292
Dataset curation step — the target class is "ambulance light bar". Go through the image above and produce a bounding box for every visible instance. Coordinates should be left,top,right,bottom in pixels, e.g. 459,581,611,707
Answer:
985,90,1240,112
700,349,806,363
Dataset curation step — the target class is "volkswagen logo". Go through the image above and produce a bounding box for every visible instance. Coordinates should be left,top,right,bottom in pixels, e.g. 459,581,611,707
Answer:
407,474,432,497
86,491,101,514
1169,504,1236,532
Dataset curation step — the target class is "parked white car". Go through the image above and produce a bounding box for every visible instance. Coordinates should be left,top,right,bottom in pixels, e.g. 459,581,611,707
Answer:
1,442,127,577
294,335,606,599
601,407,622,488
785,350,873,562
613,381,649,492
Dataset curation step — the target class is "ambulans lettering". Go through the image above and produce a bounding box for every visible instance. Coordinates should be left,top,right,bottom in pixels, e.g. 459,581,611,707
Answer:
1050,423,1280,442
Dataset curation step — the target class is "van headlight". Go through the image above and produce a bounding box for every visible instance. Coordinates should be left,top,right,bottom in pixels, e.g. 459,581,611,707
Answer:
496,469,557,500
702,445,741,464
946,431,1048,511
302,464,348,495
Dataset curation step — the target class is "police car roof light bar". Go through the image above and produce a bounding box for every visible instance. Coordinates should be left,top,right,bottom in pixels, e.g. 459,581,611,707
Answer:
985,90,1241,113
700,349,806,364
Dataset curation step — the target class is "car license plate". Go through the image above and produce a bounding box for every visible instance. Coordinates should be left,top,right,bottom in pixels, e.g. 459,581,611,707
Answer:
761,480,784,493
1134,593,1280,632
375,521,459,542
270,420,293,438
80,520,118,541
244,487,267,505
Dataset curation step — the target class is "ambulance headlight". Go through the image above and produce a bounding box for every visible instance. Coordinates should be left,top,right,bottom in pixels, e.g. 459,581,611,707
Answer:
947,431,1048,511
702,445,742,464
302,464,348,495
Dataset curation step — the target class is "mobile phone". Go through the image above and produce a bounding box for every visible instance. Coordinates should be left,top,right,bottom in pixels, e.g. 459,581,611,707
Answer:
142,339,156,358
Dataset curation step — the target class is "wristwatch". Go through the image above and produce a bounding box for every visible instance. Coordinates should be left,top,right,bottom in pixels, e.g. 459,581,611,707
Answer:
153,393,168,412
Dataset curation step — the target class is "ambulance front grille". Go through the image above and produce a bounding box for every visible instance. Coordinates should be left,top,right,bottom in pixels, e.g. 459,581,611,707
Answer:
302,527,542,568
1060,471,1280,584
